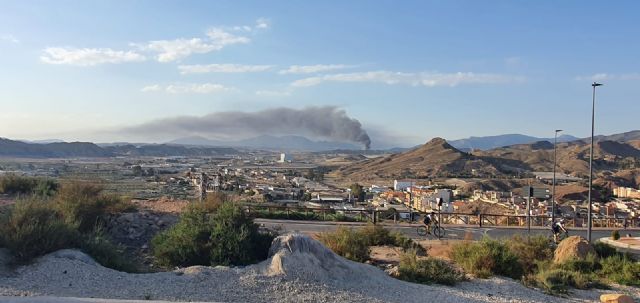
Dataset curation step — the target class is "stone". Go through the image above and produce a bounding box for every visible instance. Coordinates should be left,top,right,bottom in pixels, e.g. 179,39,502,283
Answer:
600,293,635,303
553,236,596,264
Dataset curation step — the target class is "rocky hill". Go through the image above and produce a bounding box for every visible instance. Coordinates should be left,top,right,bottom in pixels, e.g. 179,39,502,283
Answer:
475,140,640,177
337,138,512,180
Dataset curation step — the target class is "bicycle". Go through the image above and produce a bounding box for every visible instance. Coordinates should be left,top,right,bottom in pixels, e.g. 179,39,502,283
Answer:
416,223,446,239
549,230,569,246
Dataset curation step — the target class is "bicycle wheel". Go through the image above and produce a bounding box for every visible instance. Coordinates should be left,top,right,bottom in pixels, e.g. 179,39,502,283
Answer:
434,226,446,239
416,226,427,237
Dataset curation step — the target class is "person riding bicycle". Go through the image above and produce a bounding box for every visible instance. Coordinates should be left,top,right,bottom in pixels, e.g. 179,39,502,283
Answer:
552,219,568,243
423,211,438,234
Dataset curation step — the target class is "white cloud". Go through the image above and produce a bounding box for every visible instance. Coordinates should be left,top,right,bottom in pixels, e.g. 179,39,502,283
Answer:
279,64,352,74
141,83,233,94
40,47,146,66
140,84,161,92
255,89,292,97
0,34,19,44
137,28,250,63
255,18,270,29
178,63,273,74
291,71,524,87
575,73,640,81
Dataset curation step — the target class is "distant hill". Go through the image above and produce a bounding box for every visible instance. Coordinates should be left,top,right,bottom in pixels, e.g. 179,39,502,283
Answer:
337,138,509,180
0,138,112,158
449,134,579,151
0,138,237,158
591,130,640,143
169,135,360,151
475,139,640,176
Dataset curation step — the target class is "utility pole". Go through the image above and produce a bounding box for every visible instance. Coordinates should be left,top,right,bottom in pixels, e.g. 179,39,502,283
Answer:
552,129,562,225
587,82,603,243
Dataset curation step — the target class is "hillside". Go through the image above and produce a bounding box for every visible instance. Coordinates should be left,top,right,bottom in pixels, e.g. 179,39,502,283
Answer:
0,138,237,158
337,138,509,180
448,133,578,151
0,138,112,158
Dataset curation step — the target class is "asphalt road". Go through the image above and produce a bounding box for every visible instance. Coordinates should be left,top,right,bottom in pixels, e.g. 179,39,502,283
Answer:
255,218,638,241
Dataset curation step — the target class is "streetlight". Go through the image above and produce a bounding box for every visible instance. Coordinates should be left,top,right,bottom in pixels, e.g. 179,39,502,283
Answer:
552,129,562,225
587,82,603,243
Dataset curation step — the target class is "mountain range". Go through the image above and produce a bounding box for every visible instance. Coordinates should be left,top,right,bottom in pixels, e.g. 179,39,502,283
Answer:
338,132,640,187
169,135,360,151
0,138,238,158
448,134,579,151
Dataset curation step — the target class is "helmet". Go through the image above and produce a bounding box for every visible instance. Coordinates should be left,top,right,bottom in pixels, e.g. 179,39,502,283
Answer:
559,219,565,223
431,211,436,215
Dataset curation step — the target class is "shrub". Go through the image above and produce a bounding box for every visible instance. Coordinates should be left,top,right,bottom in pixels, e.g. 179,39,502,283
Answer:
0,174,59,197
318,224,426,262
506,234,553,274
593,242,619,259
533,268,592,294
152,201,274,268
556,254,601,274
317,226,370,262
80,230,138,272
599,255,640,286
450,237,523,279
54,182,132,232
611,230,620,240
0,198,79,262
398,250,465,285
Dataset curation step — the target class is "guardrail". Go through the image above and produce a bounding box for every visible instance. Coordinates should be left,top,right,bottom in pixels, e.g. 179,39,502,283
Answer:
242,203,639,228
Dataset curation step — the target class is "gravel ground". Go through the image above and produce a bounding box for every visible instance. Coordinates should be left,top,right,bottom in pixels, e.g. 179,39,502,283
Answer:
1,235,638,303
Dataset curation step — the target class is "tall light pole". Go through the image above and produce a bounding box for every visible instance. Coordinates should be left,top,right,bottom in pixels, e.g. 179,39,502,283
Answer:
587,82,603,243
552,129,562,225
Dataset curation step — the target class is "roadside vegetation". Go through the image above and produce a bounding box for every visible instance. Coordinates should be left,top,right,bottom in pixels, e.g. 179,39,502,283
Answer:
152,199,275,268
318,224,425,263
0,181,138,272
315,224,468,285
448,235,640,295
250,208,368,222
398,249,466,285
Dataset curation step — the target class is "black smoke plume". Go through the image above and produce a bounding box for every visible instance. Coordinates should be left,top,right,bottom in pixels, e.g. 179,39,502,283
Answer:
121,106,371,149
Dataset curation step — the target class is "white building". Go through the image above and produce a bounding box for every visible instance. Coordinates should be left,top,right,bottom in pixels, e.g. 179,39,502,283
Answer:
278,153,293,163
394,180,413,191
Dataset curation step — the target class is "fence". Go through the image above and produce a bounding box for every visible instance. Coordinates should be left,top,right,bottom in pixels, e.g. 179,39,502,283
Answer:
243,204,639,228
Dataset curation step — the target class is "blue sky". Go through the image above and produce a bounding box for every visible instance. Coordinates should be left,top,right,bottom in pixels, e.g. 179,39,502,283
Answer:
0,1,639,148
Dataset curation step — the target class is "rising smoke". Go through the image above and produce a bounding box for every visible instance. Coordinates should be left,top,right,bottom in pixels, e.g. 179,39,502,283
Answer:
120,106,372,149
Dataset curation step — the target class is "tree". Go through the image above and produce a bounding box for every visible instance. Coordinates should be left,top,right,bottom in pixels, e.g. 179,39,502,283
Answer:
131,165,143,176
349,183,365,202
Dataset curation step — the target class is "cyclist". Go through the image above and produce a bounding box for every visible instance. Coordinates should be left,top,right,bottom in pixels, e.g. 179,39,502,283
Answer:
552,219,568,243
422,211,437,234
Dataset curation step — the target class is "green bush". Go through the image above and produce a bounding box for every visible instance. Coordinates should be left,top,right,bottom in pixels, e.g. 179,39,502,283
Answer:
80,230,138,273
450,237,523,279
506,235,553,274
317,226,370,262
556,254,601,274
0,198,79,262
593,242,619,259
318,224,426,262
152,201,275,268
398,250,465,285
0,174,58,197
599,255,640,286
611,230,620,240
54,182,133,232
533,268,592,294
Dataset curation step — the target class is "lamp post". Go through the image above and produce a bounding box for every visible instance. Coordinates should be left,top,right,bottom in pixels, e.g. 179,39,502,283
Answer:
587,82,603,243
551,129,562,225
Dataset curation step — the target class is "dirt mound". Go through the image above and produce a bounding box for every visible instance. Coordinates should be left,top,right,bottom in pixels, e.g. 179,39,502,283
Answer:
265,233,390,285
553,236,596,264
